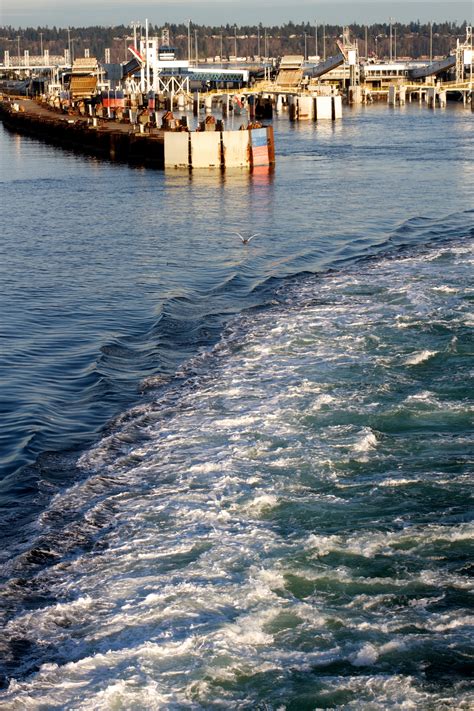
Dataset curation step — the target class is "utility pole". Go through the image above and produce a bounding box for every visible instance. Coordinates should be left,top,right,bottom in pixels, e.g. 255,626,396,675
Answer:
315,21,318,57
257,26,260,59
145,18,150,91
323,24,326,61
187,20,191,64
394,27,397,61
365,26,368,59
304,32,307,61
264,28,267,59
39,32,43,59
194,28,198,65
429,22,433,62
234,24,237,59
220,32,223,64
67,27,71,62
130,21,140,50
389,17,393,62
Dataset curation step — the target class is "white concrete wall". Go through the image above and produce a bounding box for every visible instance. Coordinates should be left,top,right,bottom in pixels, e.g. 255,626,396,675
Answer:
190,132,221,168
222,130,249,167
315,96,332,120
333,95,342,119
164,132,189,168
298,96,314,120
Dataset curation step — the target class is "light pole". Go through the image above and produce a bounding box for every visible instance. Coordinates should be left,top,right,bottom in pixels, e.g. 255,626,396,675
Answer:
257,26,260,60
315,21,318,58
304,32,307,61
39,32,43,59
17,35,20,65
234,24,237,59
194,28,198,65
264,28,267,59
323,24,326,61
67,27,71,63
429,22,433,62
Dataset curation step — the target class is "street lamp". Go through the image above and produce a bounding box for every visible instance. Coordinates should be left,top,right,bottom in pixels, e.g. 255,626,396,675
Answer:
304,32,307,61
234,24,237,59
17,35,21,65
315,21,318,58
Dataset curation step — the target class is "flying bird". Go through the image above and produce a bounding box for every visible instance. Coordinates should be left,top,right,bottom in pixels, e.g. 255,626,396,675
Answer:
230,231,261,244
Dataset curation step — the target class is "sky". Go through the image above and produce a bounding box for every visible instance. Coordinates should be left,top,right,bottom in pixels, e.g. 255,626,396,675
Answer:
0,0,472,28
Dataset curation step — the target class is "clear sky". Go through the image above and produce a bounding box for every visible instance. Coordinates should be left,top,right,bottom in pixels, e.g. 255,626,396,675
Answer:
0,1,472,28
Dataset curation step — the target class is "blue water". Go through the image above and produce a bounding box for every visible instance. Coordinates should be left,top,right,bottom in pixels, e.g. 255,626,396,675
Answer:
0,103,473,709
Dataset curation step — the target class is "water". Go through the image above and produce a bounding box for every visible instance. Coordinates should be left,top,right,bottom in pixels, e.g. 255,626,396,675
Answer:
0,104,473,708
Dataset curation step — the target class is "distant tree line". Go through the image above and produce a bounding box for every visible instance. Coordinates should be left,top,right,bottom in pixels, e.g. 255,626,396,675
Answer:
0,21,469,63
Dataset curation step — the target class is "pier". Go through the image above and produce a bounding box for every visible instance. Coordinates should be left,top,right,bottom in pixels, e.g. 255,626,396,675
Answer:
0,97,275,170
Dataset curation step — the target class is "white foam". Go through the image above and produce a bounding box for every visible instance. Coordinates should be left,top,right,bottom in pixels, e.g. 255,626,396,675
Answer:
242,493,279,515
3,234,472,710
432,286,459,294
405,350,438,365
353,429,378,453
351,643,379,666
310,393,336,410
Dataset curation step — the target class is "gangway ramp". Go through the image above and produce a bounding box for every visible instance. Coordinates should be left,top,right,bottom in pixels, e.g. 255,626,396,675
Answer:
409,55,456,79
309,52,346,78
275,56,304,88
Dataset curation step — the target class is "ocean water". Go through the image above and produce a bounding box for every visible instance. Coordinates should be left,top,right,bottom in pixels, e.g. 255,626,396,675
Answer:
0,103,473,709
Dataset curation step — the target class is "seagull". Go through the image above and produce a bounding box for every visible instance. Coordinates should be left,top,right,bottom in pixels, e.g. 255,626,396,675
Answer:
230,231,261,245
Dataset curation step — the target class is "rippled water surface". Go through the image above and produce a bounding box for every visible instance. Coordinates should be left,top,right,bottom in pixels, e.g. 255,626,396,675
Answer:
0,103,473,709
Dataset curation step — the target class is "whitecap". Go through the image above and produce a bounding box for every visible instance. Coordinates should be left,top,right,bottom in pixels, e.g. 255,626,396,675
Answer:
353,430,378,453
405,350,438,366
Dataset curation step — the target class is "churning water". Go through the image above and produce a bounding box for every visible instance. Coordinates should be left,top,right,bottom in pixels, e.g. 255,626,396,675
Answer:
0,104,473,709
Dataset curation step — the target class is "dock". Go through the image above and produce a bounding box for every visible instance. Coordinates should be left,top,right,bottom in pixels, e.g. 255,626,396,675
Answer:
0,98,275,171
0,98,165,167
